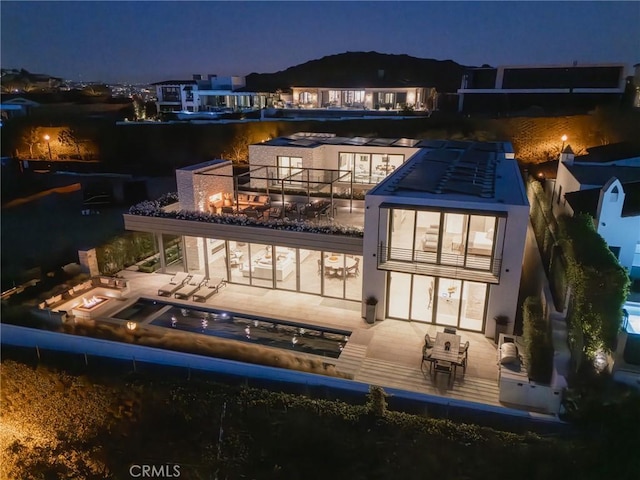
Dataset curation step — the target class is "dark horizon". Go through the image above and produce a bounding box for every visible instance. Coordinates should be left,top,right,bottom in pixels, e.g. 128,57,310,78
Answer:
1,1,639,84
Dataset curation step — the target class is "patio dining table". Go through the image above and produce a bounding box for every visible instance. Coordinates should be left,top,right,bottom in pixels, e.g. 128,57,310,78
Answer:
431,331,462,364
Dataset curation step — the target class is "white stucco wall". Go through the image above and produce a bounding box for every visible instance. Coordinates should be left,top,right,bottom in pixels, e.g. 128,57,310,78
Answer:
596,179,640,273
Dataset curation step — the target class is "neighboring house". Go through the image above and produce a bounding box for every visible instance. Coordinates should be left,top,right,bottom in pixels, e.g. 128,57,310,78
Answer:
123,134,529,339
152,75,270,113
0,97,40,119
457,63,627,114
551,142,640,279
290,85,435,111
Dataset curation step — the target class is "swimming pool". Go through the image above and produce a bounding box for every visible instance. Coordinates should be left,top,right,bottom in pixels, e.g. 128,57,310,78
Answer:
112,298,351,359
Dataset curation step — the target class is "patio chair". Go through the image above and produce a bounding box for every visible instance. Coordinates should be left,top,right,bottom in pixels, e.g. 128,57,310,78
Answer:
433,360,454,386
192,277,227,302
174,274,206,299
421,343,436,372
221,206,235,214
269,207,282,219
424,333,434,348
157,272,190,296
456,341,470,375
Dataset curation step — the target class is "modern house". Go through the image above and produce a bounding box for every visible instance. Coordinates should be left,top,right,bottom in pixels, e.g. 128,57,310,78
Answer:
551,142,640,279
457,63,627,114
290,85,435,111
152,75,270,113
123,134,529,340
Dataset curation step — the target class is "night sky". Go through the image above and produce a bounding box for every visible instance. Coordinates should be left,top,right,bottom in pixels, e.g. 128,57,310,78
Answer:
1,1,638,84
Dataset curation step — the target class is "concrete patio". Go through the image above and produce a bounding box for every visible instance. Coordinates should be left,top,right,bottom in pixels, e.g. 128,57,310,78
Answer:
71,268,510,411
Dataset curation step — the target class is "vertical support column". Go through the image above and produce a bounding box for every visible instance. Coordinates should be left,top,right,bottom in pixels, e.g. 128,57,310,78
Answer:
157,234,166,273
202,237,210,279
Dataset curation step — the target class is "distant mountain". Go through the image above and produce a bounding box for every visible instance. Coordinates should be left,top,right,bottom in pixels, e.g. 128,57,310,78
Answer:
244,51,473,93
1,68,63,93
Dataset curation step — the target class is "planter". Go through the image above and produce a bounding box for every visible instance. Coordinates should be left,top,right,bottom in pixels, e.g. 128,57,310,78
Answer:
365,304,377,324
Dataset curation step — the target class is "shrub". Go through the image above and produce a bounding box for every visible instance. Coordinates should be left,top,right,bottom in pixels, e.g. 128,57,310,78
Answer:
522,296,553,383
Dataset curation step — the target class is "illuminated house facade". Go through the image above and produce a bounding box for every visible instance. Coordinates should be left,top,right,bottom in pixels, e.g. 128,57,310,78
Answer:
153,75,268,113
290,86,435,110
124,135,529,338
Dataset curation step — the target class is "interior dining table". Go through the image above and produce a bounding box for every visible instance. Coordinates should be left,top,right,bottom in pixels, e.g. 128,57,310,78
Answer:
324,254,357,269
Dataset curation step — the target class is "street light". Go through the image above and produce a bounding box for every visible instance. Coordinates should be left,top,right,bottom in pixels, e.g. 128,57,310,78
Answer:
561,134,568,153
43,134,52,160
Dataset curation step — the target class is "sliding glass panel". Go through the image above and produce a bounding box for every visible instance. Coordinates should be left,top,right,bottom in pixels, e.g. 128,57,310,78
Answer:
435,278,461,326
273,246,297,291
355,153,371,183
414,211,440,264
441,213,467,266
344,254,362,301
162,234,183,274
338,153,354,176
322,251,345,298
389,209,415,261
248,243,274,288
465,215,496,270
207,238,227,281
388,271,411,319
459,281,487,331
300,249,321,295
232,241,250,285
411,274,435,322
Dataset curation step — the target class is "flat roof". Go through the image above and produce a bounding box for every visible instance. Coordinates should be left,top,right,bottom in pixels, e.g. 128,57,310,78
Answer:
257,132,421,149
368,140,528,206
177,159,229,172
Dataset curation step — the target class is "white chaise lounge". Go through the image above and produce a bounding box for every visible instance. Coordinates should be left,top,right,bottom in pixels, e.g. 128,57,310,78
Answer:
174,274,206,300
157,272,190,296
192,277,227,302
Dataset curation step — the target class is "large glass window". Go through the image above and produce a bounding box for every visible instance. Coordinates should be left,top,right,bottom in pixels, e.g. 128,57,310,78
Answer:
389,209,415,260
465,215,496,270
300,249,321,295
277,156,302,181
385,270,488,332
459,282,487,331
161,87,180,102
162,234,183,273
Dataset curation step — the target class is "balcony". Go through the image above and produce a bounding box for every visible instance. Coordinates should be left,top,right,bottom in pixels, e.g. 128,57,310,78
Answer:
377,243,502,284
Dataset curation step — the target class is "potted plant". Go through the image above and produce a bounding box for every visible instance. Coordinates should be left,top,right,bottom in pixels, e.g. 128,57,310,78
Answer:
365,296,378,324
494,315,510,344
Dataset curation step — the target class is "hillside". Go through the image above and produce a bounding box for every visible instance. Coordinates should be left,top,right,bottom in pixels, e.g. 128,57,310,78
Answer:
245,51,472,93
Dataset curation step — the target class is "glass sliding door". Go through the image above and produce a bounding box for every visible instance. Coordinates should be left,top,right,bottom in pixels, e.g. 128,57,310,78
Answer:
387,271,411,319
435,278,461,326
460,282,487,331
389,209,415,261
411,274,435,322
465,215,496,270
300,249,321,295
441,213,467,266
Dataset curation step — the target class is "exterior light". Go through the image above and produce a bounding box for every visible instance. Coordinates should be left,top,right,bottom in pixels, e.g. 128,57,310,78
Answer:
561,134,568,153
43,134,52,160
126,321,137,331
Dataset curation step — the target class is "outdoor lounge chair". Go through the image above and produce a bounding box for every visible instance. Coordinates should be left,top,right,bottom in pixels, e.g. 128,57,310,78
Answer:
174,274,206,300
192,277,227,302
157,272,190,296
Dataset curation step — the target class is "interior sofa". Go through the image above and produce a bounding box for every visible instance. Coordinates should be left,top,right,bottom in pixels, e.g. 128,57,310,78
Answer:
421,225,439,252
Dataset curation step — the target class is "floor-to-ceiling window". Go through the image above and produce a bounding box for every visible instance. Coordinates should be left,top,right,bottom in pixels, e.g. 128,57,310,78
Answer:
162,234,183,273
340,152,403,184
386,273,488,332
